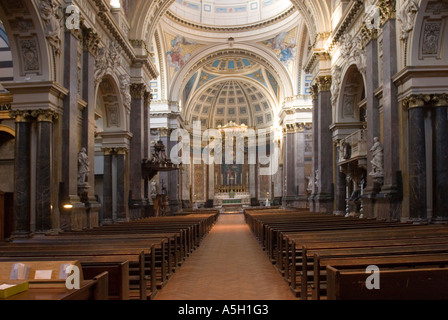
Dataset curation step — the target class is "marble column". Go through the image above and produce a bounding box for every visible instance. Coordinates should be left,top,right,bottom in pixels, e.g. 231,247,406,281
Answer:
334,144,346,215
407,104,427,220
432,94,448,222
81,27,100,228
378,15,401,220
11,111,32,238
116,148,128,222
143,92,151,205
129,83,146,218
309,85,319,211
316,76,334,213
102,148,113,224
61,29,84,230
283,125,296,206
35,111,55,234
363,29,381,218
295,125,308,208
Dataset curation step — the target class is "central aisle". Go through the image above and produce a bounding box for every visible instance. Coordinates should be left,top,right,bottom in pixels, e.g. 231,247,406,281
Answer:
154,214,298,300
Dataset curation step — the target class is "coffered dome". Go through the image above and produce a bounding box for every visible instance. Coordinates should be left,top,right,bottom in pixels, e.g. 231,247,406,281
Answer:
188,80,274,129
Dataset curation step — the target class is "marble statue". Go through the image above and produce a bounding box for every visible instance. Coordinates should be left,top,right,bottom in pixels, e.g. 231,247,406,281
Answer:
78,147,89,185
150,180,157,197
369,137,384,178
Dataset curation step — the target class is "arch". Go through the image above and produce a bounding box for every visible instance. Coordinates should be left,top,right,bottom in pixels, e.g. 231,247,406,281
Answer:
169,44,295,104
0,1,52,82
95,75,127,133
0,124,15,137
129,0,331,47
408,0,448,67
183,75,280,129
335,64,366,125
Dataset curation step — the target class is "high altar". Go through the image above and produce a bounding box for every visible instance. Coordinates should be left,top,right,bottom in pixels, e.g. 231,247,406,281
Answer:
213,122,251,209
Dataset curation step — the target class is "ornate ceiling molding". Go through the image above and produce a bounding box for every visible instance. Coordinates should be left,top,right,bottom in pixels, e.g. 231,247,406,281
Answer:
164,5,297,33
91,0,159,79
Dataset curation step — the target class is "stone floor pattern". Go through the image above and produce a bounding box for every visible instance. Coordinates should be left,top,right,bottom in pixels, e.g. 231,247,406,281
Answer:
154,214,298,300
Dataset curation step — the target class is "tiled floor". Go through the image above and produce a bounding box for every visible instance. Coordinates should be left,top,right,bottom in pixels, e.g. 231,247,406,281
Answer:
154,214,298,300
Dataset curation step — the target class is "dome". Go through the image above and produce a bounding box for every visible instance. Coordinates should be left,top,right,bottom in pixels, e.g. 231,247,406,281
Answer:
188,80,274,129
204,57,258,73
168,0,293,27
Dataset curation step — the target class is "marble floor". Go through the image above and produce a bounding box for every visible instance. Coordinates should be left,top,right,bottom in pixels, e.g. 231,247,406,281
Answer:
154,214,298,300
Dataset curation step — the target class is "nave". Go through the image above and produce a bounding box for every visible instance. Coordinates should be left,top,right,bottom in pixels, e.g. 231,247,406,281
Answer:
154,214,297,300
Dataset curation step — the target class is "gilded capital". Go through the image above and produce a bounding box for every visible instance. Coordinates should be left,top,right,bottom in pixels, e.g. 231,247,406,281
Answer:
402,94,431,109
316,76,332,92
9,110,31,123
378,0,397,24
31,109,58,122
309,84,319,100
360,23,378,46
102,147,114,155
432,94,448,107
144,91,153,105
130,83,147,99
115,147,128,155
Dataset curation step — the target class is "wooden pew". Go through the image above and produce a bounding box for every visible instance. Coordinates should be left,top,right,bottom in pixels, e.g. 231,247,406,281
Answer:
0,246,150,300
0,260,109,300
285,225,448,291
326,264,448,300
302,242,448,300
244,209,448,300
0,213,218,300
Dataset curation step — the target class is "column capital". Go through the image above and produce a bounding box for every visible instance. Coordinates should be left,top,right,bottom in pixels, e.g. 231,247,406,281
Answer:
9,110,32,123
144,91,153,105
402,94,431,109
360,23,378,46
158,127,173,137
115,147,128,155
31,109,59,122
82,27,99,56
432,94,448,107
309,84,319,100
285,124,296,134
102,147,114,155
102,147,129,155
378,0,397,24
316,76,332,92
130,83,147,99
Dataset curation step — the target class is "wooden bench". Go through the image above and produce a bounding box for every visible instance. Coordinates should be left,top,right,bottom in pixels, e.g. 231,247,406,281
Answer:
284,225,448,287
244,209,448,301
302,242,448,300
0,245,152,300
326,264,448,300
0,260,108,300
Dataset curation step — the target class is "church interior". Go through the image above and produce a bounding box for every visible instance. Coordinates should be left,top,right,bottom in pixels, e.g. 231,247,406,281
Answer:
0,0,448,302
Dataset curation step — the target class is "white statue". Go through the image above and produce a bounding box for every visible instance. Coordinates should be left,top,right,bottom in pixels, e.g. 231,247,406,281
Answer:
39,0,61,53
150,180,158,197
369,137,384,178
78,147,89,185
306,175,313,192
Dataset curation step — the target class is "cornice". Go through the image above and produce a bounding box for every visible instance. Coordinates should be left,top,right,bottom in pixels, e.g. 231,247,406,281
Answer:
164,6,297,34
328,0,364,52
91,0,159,79
304,49,331,74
